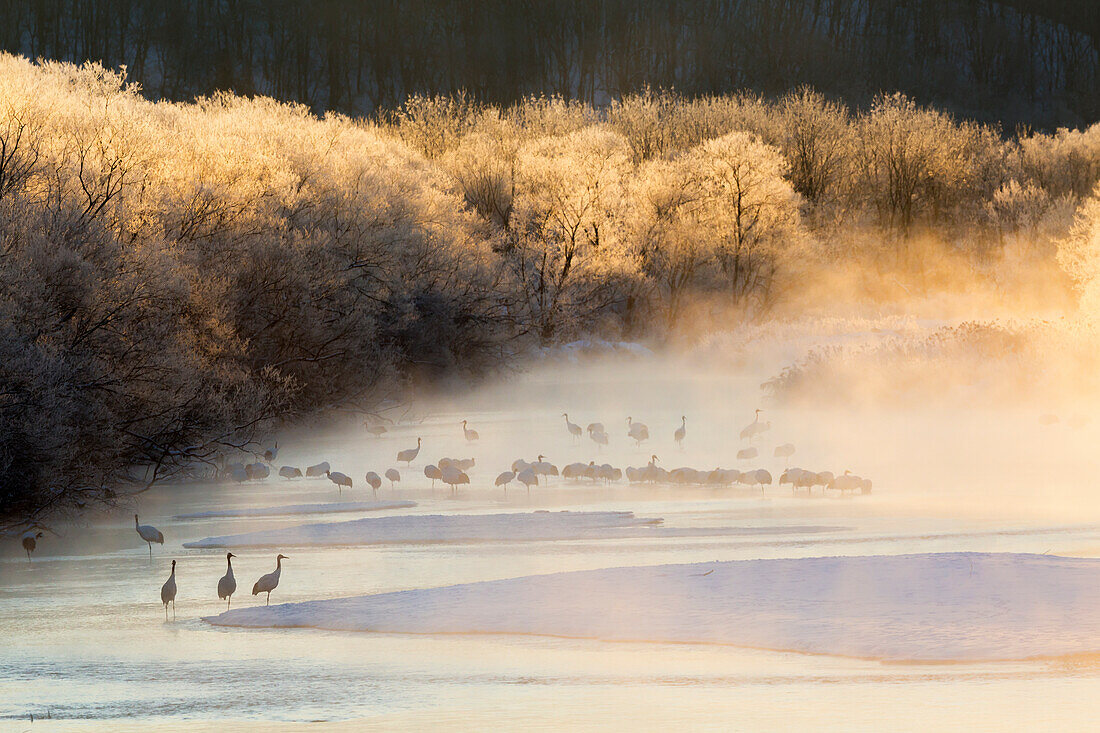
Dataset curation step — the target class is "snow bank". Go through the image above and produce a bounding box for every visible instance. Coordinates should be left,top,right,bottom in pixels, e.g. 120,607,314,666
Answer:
183,511,665,548
174,500,416,520
207,553,1100,661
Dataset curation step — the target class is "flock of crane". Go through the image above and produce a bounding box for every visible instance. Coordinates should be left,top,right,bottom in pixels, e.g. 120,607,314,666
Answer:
130,513,288,618
252,410,871,500
16,407,872,621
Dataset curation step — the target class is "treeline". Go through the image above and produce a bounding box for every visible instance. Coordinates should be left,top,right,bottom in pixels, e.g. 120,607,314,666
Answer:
0,0,1097,128
3,54,1100,526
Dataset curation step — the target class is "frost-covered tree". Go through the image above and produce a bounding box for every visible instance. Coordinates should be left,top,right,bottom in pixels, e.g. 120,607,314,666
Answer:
685,132,802,313
1058,184,1100,315
854,93,1000,249
776,87,850,205
507,127,634,340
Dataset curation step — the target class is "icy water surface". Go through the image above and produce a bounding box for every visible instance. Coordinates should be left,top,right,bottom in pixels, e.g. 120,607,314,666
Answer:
5,356,1100,730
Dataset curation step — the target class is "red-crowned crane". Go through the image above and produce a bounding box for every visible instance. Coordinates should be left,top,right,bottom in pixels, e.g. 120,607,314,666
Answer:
21,531,42,562
160,560,177,620
397,438,421,466
135,514,164,559
674,416,686,448
462,420,480,442
627,417,649,446
218,553,236,609
563,413,582,441
326,470,353,493
252,554,287,605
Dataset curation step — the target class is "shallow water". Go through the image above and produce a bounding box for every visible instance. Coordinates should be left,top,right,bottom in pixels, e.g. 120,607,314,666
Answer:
4,356,1100,730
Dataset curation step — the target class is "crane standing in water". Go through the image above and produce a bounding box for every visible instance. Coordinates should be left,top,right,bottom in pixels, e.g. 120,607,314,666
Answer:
563,413,582,441
161,560,177,620
740,409,771,442
134,515,164,559
627,417,649,446
674,416,686,448
21,531,42,562
326,470,352,494
397,438,422,466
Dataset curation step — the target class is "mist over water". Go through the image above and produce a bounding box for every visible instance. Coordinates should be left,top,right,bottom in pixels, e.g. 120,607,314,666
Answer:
2,2,1100,726
6,307,1100,728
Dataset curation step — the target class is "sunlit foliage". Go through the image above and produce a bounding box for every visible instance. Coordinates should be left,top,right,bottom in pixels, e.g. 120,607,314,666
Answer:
3,53,1100,525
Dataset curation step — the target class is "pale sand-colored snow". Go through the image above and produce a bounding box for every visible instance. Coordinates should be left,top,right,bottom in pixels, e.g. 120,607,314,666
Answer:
207,552,1100,661
174,500,416,520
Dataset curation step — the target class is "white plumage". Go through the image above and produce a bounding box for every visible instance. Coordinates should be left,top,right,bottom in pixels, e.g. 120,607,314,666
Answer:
160,560,177,620
588,426,609,448
674,416,686,448
21,531,42,562
563,413,582,440
517,467,538,492
305,461,330,477
326,470,353,493
252,554,287,605
246,462,269,480
218,553,237,608
532,455,558,476
135,514,164,558
774,443,796,459
740,409,771,441
441,465,469,492
462,420,480,441
397,438,422,466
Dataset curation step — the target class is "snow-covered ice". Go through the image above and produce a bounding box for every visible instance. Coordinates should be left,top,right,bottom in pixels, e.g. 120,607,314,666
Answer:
184,510,661,548
207,552,1100,661
174,500,416,520
182,510,842,548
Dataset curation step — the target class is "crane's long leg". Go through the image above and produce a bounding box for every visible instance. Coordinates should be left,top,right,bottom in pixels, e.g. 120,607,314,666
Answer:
148,542,152,560
266,592,270,606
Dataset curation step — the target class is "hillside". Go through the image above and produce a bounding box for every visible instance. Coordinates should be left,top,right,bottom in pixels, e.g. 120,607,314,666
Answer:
0,0,1096,127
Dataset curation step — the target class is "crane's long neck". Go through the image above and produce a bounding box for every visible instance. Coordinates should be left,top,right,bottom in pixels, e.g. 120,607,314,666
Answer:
227,556,234,574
